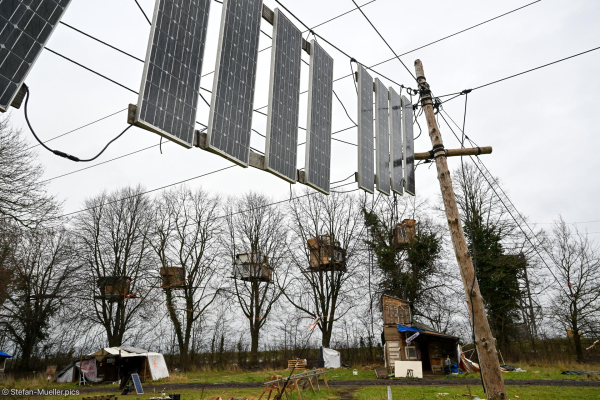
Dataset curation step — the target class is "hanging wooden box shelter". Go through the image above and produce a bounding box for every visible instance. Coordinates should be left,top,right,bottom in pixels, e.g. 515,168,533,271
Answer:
307,234,347,272
159,267,187,289
96,276,131,302
233,252,273,282
393,219,417,249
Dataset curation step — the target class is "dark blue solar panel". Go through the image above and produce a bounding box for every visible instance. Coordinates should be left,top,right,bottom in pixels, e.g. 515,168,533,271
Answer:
0,0,72,112
389,87,403,195
264,9,302,182
402,95,415,195
305,40,333,194
357,64,374,194
207,0,263,166
131,373,144,394
375,78,390,196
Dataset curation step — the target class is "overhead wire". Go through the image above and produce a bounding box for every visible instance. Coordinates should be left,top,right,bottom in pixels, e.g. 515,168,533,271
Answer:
349,0,416,81
437,45,600,98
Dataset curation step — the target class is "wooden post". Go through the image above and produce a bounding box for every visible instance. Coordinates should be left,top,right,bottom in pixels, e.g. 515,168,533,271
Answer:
414,59,507,399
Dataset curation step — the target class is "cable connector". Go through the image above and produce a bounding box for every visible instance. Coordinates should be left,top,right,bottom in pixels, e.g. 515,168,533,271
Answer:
350,57,357,63
52,150,80,162
461,89,472,95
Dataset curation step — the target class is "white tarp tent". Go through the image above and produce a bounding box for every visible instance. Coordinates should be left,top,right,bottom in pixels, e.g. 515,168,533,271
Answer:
88,346,170,380
322,347,341,369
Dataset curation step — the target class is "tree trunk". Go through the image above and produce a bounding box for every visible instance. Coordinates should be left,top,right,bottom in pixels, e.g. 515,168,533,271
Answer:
250,325,260,366
572,317,584,362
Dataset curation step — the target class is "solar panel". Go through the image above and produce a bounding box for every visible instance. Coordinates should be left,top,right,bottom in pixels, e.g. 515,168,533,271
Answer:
131,373,144,395
356,64,374,194
374,78,390,196
402,95,415,195
0,0,72,112
206,0,263,166
305,40,334,194
135,0,211,148
389,87,403,195
264,9,302,183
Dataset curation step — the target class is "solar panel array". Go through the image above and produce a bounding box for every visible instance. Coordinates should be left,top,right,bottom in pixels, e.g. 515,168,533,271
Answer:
356,65,374,194
0,0,72,112
374,78,390,195
207,0,263,166
305,40,334,194
264,9,302,183
389,87,403,195
135,0,211,148
402,95,415,195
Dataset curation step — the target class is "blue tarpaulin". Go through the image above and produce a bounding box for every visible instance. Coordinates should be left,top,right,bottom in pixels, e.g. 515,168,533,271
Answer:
397,324,420,333
0,351,13,358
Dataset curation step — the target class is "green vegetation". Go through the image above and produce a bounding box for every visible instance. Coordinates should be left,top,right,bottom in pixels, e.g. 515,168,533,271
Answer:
354,385,600,400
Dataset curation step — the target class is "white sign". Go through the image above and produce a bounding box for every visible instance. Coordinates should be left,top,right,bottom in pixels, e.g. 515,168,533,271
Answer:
406,331,420,344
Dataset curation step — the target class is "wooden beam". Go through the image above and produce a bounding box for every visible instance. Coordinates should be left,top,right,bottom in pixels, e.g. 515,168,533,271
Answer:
415,146,492,160
415,59,506,399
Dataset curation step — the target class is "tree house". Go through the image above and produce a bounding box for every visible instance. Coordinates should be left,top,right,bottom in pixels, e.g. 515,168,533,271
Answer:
159,266,187,289
233,252,273,282
307,234,347,272
393,219,417,249
96,276,131,302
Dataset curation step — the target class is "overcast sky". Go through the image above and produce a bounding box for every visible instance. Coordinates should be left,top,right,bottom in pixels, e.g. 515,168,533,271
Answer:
7,0,600,236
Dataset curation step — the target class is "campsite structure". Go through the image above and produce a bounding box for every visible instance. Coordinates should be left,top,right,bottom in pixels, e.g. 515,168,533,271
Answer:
381,294,460,374
56,346,169,383
0,351,12,379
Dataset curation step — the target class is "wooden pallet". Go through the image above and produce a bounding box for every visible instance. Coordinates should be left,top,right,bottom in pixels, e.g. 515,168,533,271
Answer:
287,359,306,371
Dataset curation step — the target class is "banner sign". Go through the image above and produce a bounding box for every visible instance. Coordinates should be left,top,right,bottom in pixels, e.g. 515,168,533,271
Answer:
406,331,420,344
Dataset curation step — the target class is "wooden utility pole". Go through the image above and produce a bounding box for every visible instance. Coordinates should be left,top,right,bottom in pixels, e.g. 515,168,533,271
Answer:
414,59,506,399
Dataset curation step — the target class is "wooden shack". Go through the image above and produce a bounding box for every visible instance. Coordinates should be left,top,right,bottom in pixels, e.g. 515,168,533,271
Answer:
233,252,273,282
380,294,459,374
307,234,346,272
160,267,187,289
96,276,131,302
393,219,417,249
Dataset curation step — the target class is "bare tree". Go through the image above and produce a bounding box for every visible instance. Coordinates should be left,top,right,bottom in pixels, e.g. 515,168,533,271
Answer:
547,218,600,362
224,192,287,365
282,189,363,347
0,117,59,227
74,186,155,347
0,227,77,369
150,187,223,368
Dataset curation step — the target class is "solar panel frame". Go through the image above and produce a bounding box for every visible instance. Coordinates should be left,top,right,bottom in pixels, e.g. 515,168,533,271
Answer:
389,87,403,195
356,65,374,194
135,0,212,149
264,8,302,183
402,95,415,195
206,0,263,167
0,0,72,112
374,78,391,196
304,40,334,195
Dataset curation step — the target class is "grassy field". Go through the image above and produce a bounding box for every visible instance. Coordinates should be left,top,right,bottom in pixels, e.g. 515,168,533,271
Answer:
2,361,599,391
354,385,600,400
3,387,342,400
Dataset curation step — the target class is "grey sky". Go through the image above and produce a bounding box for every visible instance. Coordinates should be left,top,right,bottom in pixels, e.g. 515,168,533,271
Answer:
7,0,600,235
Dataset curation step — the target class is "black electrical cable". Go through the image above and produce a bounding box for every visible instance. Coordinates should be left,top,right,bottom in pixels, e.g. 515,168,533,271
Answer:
59,22,145,62
333,89,357,126
23,86,132,162
273,0,406,89
25,108,127,151
133,0,151,25
350,0,416,81
45,47,138,94
437,45,600,98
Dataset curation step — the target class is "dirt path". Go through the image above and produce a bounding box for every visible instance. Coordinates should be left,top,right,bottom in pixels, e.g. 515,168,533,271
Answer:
73,378,600,394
